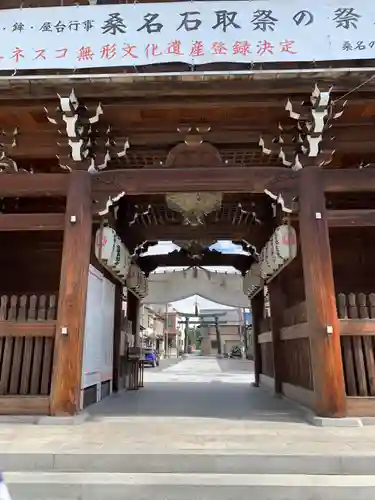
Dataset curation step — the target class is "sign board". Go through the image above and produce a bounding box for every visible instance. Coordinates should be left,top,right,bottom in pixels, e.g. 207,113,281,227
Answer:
1,1,374,70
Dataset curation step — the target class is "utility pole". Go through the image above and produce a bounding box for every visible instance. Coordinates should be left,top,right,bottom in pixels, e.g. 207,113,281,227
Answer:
242,308,248,355
212,315,225,356
164,303,169,358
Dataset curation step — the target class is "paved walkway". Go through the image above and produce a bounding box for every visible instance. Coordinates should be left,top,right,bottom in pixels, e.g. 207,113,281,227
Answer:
1,356,375,455
88,356,304,422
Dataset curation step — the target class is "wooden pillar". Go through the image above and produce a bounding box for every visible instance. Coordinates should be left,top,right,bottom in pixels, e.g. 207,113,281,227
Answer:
112,283,123,393
251,291,264,387
298,167,346,417
127,291,141,347
268,277,285,395
50,171,92,416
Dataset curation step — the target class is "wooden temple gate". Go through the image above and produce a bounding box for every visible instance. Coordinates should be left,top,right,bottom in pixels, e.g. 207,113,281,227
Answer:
1,0,375,418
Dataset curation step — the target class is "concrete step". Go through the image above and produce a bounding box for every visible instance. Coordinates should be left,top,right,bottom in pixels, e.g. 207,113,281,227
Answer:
2,451,375,475
5,472,375,500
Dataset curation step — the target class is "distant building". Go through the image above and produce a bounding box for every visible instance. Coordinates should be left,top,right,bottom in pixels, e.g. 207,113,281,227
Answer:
199,308,245,356
139,304,164,351
150,304,185,356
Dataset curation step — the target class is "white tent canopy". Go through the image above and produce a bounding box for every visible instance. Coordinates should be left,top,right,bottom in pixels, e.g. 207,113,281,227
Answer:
143,267,249,308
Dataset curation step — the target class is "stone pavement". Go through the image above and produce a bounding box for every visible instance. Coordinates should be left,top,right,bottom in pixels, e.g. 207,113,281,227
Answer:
1,356,375,455
3,356,375,499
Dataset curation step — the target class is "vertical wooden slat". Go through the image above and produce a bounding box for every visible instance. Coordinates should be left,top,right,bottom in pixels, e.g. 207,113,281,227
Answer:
40,337,54,395
338,293,357,396
358,293,375,395
47,295,57,320
38,295,47,320
0,338,4,374
369,294,375,318
347,294,368,396
337,293,347,319
348,293,358,319
0,294,13,394
8,295,17,320
358,293,369,320
0,295,8,321
298,167,346,417
19,295,36,395
40,294,57,395
18,295,27,321
363,336,375,396
0,337,13,394
353,336,368,396
30,295,43,395
9,295,25,394
51,171,92,415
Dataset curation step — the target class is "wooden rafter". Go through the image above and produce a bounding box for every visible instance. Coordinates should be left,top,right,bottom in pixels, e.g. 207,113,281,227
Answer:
121,222,263,243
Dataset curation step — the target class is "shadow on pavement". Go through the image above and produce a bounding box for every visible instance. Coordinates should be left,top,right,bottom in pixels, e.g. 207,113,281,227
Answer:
87,358,306,423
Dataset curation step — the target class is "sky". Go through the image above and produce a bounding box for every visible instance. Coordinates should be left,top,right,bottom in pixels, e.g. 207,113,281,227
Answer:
142,240,249,314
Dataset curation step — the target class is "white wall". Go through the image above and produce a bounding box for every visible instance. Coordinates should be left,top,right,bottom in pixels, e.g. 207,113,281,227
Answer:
81,265,115,404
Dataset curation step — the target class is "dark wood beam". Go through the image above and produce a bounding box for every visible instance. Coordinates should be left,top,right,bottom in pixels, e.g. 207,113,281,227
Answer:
299,167,346,417
92,167,375,215
8,123,375,156
0,213,65,231
327,209,375,227
11,140,375,161
123,222,262,242
0,174,69,197
137,251,253,275
3,167,375,206
94,167,375,199
3,75,375,101
323,169,375,193
92,167,290,196
8,93,375,110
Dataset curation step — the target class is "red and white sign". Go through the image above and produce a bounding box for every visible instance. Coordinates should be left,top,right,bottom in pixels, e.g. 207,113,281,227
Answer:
0,1,373,70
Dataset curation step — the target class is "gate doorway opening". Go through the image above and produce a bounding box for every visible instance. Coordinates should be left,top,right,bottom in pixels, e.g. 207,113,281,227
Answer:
2,74,374,421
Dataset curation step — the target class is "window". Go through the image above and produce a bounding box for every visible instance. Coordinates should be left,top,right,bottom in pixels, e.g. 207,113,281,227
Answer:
211,340,218,349
165,316,173,329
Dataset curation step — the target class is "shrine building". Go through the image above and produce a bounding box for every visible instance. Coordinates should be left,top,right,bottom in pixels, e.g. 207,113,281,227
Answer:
1,0,375,419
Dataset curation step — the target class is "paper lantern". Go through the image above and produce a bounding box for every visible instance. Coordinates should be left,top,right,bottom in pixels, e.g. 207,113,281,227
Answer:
94,226,116,263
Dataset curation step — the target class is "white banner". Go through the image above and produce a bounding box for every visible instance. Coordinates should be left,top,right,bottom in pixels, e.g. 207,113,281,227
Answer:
0,1,374,70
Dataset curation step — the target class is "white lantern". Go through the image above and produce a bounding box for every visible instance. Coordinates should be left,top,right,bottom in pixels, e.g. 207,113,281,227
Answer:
112,242,125,275
94,226,116,263
126,263,140,290
117,246,131,280
263,241,274,278
138,272,149,298
243,262,262,297
107,236,122,270
274,225,297,261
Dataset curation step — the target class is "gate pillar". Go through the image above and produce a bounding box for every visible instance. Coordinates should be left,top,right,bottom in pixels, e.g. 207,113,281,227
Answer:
268,279,285,395
127,291,141,347
298,167,346,417
50,171,92,416
251,292,264,387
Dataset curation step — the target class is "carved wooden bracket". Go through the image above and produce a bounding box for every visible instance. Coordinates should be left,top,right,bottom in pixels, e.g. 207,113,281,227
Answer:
259,84,346,170
264,170,299,213
45,89,129,173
